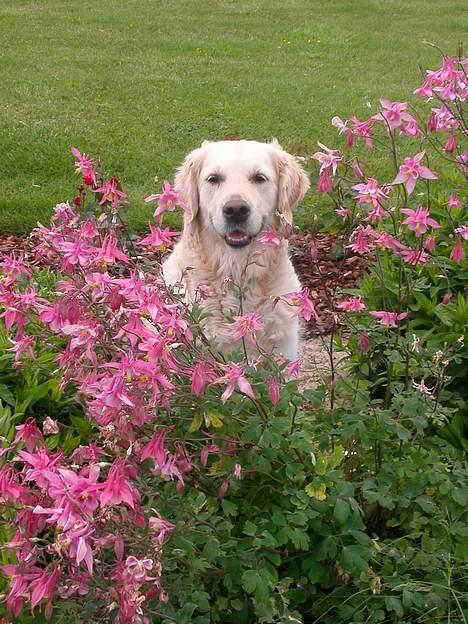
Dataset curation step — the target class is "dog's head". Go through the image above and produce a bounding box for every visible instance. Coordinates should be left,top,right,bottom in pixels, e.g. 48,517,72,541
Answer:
175,140,310,249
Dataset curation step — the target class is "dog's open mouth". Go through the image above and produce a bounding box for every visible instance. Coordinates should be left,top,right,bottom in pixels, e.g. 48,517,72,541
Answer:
225,230,252,248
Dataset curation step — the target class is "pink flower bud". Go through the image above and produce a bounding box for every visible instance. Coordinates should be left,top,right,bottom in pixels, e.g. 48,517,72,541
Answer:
218,479,229,499
359,333,370,353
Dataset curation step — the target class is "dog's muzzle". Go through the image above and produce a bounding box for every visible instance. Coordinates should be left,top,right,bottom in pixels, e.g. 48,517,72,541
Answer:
223,200,252,248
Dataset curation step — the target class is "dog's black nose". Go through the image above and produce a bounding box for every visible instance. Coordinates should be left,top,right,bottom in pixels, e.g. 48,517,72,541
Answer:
223,201,250,223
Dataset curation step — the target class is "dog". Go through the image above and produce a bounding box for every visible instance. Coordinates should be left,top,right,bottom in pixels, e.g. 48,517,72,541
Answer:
163,139,310,360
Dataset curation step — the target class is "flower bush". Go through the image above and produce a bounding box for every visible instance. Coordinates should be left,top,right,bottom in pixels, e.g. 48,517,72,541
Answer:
0,51,466,624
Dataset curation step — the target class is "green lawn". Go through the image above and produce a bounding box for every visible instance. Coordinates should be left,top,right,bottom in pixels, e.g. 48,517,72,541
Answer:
0,0,465,233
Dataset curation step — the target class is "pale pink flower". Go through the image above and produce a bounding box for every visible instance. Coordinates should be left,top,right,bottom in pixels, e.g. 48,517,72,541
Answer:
413,379,435,400
312,142,342,174
125,556,153,582
148,513,175,546
455,151,468,174
428,105,459,132
370,310,408,327
401,206,440,237
392,151,438,195
400,119,421,137
258,226,282,246
337,297,366,312
233,463,242,479
347,226,376,254
455,225,468,241
42,417,59,436
352,178,389,208
267,376,281,405
335,207,348,219
331,116,355,147
216,363,255,403
136,225,179,250
93,177,127,208
374,99,416,130
283,287,319,322
145,180,186,219
450,240,465,262
448,193,462,209
7,335,35,362
230,312,264,345
374,232,406,253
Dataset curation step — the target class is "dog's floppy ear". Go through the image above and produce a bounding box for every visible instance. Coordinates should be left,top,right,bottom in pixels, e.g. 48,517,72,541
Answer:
271,140,310,228
174,145,206,226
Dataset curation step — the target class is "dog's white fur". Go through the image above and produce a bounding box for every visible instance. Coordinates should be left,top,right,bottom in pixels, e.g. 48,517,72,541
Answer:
163,140,310,360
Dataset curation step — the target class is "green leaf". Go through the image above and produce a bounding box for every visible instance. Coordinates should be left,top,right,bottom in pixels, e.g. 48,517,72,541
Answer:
0,384,15,407
333,498,350,525
241,569,258,594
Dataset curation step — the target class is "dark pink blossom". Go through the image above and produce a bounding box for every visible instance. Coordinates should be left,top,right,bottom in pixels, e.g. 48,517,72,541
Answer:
401,206,440,237
450,240,465,262
93,177,127,209
370,310,408,327
230,312,264,345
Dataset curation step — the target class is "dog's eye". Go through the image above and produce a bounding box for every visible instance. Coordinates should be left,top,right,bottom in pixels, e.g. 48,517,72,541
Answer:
207,174,221,184
252,173,268,183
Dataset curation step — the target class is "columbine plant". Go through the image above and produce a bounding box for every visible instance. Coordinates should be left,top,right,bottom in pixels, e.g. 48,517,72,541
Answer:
313,48,467,433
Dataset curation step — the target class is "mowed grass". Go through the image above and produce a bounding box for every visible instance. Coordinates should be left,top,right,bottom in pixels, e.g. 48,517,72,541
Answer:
0,0,465,233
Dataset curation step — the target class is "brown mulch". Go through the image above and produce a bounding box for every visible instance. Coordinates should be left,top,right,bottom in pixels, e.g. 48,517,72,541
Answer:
289,232,367,335
0,231,367,335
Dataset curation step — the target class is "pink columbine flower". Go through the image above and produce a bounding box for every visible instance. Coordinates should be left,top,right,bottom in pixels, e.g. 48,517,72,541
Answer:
140,430,167,470
448,193,462,209
125,556,153,582
331,116,355,147
337,297,366,312
283,287,319,322
400,120,421,137
145,181,186,219
317,168,332,193
230,312,265,345
455,152,468,174
352,178,389,209
233,463,242,479
370,310,408,327
286,359,300,377
100,459,137,509
137,225,179,250
14,418,43,452
267,376,281,405
42,417,59,436
374,232,406,253
444,134,457,154
217,363,255,403
71,146,96,186
93,234,129,264
335,207,348,220
93,177,127,209
200,444,220,467
392,151,438,195
401,248,429,265
149,513,175,546
29,565,60,615
455,225,468,241
424,235,436,251
374,99,416,130
191,361,213,397
450,240,465,263
258,226,282,246
312,142,342,175
401,206,440,237
347,226,376,254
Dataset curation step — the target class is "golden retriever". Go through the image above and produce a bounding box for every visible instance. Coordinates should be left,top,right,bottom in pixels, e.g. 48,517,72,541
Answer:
163,139,310,360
